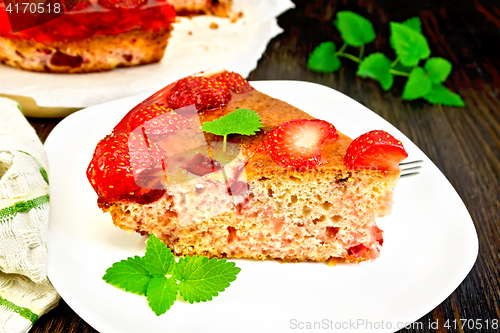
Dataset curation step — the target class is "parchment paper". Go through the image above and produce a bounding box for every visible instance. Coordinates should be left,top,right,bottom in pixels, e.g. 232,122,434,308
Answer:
0,0,294,111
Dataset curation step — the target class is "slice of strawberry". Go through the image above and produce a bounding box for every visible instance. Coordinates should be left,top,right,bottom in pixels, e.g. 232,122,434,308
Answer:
265,119,338,169
348,244,369,258
212,71,253,93
167,76,231,113
87,131,166,203
344,130,408,170
98,0,147,9
127,103,191,136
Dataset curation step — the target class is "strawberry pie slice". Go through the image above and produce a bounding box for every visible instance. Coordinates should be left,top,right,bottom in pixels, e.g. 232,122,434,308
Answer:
87,70,408,263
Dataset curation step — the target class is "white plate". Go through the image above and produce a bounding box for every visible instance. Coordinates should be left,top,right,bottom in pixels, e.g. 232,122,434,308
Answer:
0,0,294,112
45,81,478,333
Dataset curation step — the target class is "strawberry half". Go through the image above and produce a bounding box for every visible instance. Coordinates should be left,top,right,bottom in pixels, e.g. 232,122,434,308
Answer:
86,131,166,203
167,76,231,113
344,130,408,170
213,71,254,93
98,0,146,9
265,119,338,169
127,103,191,136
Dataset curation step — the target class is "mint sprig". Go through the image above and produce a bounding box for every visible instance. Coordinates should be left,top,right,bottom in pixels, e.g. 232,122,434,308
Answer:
103,235,241,315
202,108,263,151
307,11,464,107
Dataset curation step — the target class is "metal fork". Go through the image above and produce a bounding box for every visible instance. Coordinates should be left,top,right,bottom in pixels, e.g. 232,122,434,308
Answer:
400,160,423,177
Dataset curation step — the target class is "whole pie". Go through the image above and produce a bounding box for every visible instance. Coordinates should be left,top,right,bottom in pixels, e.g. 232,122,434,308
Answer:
0,0,232,73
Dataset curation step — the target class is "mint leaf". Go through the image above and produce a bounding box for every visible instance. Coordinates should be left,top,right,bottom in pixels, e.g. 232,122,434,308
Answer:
202,109,262,137
103,256,152,296
336,11,376,47
146,276,178,316
402,67,432,100
390,22,430,66
357,53,394,91
424,57,452,83
144,235,175,276
202,109,262,151
401,17,422,33
307,41,341,73
424,84,465,106
175,255,241,304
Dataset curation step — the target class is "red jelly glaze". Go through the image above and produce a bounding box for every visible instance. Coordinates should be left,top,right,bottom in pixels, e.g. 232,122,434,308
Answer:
0,0,176,43
184,153,222,176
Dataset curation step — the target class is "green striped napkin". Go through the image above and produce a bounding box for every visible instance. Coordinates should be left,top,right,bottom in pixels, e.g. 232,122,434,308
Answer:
0,98,60,333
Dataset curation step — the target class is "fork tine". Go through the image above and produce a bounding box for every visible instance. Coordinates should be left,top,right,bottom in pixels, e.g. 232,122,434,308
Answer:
399,159,424,166
400,171,420,177
400,160,423,177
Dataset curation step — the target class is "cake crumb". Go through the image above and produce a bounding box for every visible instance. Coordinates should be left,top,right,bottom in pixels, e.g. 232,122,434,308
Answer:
210,22,219,29
188,31,193,36
230,11,244,23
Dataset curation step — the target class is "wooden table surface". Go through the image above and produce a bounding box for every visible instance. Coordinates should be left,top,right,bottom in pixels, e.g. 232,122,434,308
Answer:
25,0,499,332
